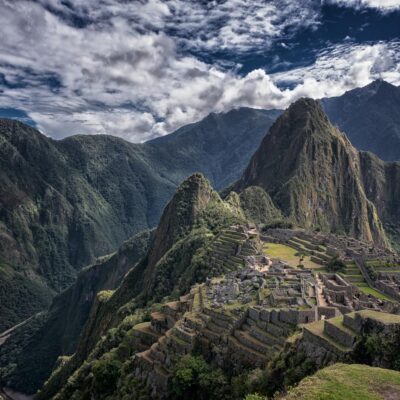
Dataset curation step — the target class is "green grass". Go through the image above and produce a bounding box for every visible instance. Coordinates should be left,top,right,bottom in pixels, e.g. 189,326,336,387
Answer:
355,284,394,301
356,309,400,324
304,320,351,352
263,243,321,269
283,363,400,400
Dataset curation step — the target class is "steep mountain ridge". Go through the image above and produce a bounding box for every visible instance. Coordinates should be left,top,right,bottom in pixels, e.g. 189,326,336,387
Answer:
0,174,246,395
148,108,282,188
1,80,400,331
0,230,151,394
234,98,391,246
0,109,278,330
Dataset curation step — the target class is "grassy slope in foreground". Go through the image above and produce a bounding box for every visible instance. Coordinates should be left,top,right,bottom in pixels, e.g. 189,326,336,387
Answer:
282,363,400,400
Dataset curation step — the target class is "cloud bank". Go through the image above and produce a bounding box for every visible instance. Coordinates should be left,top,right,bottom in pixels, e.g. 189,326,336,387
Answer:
0,0,399,141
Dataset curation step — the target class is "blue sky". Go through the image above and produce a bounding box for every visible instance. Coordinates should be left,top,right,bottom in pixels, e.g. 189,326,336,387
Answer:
0,0,399,141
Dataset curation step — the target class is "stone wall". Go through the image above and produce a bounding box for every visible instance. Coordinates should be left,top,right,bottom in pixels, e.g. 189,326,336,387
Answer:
316,306,340,320
375,281,400,302
301,328,346,367
323,321,356,348
321,274,354,297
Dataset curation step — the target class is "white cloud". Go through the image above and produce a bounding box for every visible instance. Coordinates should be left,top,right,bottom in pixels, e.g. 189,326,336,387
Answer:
0,1,399,142
163,0,320,52
325,0,400,11
271,42,400,93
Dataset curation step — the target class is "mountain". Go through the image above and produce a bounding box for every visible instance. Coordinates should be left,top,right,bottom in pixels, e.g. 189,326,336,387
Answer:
234,98,400,247
147,108,281,189
0,109,279,330
0,230,151,394
322,79,400,161
0,120,176,331
0,174,248,395
1,79,399,332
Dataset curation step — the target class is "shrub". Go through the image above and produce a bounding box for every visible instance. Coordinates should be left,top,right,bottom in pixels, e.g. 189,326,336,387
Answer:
91,358,122,397
261,220,294,231
169,355,230,400
244,394,266,400
326,257,346,273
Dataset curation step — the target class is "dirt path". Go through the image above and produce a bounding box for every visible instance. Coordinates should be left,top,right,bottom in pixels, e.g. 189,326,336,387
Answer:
316,276,328,307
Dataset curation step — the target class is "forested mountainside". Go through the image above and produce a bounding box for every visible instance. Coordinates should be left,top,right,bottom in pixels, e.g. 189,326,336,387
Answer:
322,79,400,161
0,99,398,392
0,173,250,395
234,98,400,249
1,80,399,332
3,173,399,400
0,230,151,394
0,108,278,331
2,98,400,399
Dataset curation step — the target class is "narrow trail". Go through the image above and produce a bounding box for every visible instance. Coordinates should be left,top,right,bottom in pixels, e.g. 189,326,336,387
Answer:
316,276,328,307
0,315,37,347
0,318,38,400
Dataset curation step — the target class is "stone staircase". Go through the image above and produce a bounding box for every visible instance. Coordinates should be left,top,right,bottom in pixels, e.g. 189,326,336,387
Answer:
227,308,295,370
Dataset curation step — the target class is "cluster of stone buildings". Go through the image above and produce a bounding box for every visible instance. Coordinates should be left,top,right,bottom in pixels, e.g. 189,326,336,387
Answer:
263,228,394,262
129,225,400,398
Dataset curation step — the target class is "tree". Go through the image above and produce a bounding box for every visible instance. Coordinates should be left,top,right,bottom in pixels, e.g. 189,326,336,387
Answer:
326,257,346,273
91,357,122,397
170,355,229,400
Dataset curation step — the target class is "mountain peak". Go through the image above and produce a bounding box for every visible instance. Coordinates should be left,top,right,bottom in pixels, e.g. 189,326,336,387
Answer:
263,97,341,149
147,173,215,268
366,78,396,90
235,100,388,246
283,97,329,130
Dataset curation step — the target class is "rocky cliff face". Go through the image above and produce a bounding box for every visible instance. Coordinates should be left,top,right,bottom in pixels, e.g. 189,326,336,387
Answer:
358,152,400,249
234,98,389,246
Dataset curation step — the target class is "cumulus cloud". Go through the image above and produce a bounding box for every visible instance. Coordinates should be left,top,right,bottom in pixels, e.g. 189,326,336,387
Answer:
0,0,399,141
272,42,400,93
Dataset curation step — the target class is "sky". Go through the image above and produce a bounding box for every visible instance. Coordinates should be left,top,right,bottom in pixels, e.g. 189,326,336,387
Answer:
0,0,399,141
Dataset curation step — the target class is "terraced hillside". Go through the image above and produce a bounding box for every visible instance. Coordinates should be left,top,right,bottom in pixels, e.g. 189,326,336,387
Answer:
261,231,400,305
365,259,400,277
262,233,333,270
129,282,299,397
206,228,256,275
302,310,400,364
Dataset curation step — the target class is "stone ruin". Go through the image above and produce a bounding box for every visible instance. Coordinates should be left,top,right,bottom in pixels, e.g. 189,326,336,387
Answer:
128,225,400,399
319,272,400,314
263,228,394,262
